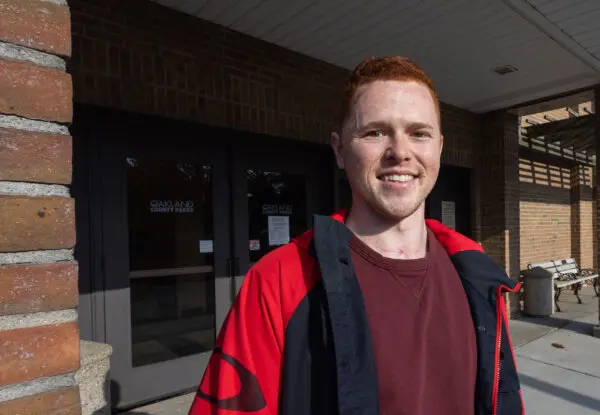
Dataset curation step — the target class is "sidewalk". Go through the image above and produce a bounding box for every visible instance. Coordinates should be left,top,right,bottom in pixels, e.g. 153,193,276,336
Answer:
511,286,600,414
123,287,600,415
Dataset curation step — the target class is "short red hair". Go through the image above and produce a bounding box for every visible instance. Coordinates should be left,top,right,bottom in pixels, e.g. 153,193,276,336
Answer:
340,56,440,125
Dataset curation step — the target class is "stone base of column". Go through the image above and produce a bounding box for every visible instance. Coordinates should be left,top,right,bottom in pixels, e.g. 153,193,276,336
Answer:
75,340,113,415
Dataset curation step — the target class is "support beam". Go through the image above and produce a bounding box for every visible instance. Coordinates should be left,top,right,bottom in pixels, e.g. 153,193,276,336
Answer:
594,86,600,338
525,114,594,138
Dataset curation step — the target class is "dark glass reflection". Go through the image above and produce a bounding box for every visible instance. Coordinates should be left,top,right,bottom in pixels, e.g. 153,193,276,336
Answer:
247,170,307,263
127,158,215,367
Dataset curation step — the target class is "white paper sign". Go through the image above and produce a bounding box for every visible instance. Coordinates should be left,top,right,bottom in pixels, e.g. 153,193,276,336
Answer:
249,239,261,251
441,201,456,230
199,240,213,253
268,216,290,246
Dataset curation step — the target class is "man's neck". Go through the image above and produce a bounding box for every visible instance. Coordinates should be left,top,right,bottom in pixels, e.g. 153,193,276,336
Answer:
345,202,428,260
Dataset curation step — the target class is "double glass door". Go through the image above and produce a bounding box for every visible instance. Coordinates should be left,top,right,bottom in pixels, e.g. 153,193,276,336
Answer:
92,119,333,409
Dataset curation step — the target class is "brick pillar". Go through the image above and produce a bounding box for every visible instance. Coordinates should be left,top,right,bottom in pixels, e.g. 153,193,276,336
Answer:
479,111,520,316
594,87,600,338
570,165,594,269
0,1,80,413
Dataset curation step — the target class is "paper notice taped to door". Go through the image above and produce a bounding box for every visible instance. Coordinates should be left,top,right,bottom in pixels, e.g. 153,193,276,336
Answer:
199,240,214,253
249,239,261,251
441,201,456,230
268,216,290,246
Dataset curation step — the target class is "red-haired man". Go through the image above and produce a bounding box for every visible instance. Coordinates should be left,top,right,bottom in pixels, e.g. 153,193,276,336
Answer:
189,56,524,415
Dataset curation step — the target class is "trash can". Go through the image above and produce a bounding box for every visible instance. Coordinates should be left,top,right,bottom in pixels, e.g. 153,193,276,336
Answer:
522,266,554,317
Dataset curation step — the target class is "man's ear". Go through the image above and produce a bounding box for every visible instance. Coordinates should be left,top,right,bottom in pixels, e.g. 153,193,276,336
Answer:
331,132,345,169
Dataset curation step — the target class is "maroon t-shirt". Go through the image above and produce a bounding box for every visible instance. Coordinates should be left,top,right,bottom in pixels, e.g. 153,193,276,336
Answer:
350,229,477,415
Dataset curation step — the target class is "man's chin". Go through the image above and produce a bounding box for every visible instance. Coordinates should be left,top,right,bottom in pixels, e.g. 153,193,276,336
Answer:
372,200,424,223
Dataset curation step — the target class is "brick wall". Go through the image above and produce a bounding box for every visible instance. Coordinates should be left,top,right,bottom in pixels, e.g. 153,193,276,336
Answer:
519,156,572,268
479,111,520,314
571,165,595,269
67,0,478,168
0,0,80,413
571,198,595,268
592,86,600,337
69,0,345,145
480,112,520,276
440,105,479,169
518,151,595,270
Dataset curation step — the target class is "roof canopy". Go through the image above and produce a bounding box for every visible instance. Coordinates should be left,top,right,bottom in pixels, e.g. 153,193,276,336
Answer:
153,0,600,113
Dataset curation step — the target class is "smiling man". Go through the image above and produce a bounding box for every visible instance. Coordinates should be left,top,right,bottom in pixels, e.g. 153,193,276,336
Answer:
189,57,524,415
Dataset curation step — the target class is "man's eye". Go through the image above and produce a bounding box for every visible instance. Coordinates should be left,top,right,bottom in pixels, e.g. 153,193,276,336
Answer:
365,130,384,137
413,131,431,139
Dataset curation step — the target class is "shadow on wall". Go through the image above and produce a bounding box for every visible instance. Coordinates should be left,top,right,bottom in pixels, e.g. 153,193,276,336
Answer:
518,153,596,271
518,157,577,203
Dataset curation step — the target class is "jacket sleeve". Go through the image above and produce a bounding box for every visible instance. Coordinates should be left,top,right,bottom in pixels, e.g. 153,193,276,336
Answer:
188,267,284,415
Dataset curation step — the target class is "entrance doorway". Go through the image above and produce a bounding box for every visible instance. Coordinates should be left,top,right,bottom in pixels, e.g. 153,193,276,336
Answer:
426,164,472,237
72,106,334,409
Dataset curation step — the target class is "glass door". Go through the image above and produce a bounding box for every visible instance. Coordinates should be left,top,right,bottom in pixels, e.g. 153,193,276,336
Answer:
98,128,233,409
85,109,337,409
230,138,335,289
127,159,218,367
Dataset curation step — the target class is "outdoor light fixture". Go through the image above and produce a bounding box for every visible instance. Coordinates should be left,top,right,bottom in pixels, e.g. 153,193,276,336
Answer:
493,65,518,75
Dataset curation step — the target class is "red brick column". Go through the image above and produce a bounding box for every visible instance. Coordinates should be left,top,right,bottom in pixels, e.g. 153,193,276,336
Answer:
594,87,600,338
0,0,80,412
570,165,594,269
479,111,521,315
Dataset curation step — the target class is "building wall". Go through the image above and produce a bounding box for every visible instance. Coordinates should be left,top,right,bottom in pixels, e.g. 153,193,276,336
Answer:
519,156,572,268
519,152,595,270
0,0,81,413
572,198,595,268
519,102,597,275
68,0,479,168
479,112,521,316
571,165,595,269
67,0,529,317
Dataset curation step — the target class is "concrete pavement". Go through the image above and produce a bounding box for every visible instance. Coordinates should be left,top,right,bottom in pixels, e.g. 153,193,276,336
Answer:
122,287,600,414
510,286,600,414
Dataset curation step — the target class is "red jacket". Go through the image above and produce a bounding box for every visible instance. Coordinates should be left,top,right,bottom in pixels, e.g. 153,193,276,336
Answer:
189,210,524,414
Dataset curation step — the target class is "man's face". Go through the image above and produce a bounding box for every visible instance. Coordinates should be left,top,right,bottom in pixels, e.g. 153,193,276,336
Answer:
332,80,443,222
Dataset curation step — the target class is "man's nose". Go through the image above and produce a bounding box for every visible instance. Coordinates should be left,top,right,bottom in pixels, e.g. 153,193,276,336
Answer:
385,134,411,162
